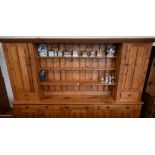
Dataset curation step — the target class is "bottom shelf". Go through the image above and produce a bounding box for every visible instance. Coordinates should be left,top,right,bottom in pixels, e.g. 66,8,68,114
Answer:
40,95,116,104
15,95,116,104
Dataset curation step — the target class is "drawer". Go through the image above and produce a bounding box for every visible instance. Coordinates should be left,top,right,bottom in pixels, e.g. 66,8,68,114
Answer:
121,92,139,99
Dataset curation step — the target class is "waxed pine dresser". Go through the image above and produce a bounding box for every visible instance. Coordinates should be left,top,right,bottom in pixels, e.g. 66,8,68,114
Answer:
0,38,154,118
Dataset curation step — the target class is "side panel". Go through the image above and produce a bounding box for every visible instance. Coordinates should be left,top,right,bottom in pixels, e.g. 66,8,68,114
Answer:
3,43,39,100
116,43,152,103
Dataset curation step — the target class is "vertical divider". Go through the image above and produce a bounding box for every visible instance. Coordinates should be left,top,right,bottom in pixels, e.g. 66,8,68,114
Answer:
85,44,93,91
65,43,73,91
73,44,80,91
52,43,61,91
59,43,66,91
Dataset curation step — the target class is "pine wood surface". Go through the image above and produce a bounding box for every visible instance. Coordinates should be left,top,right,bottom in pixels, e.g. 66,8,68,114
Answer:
14,104,141,118
2,41,153,118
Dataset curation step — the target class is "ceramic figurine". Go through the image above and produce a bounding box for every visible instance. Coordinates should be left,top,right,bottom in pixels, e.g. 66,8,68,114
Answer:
54,51,58,57
111,75,115,83
90,51,96,57
82,51,88,57
48,50,55,57
108,76,112,84
104,74,109,84
58,51,63,57
38,44,48,57
64,50,72,57
72,50,79,57
107,44,116,57
39,70,47,81
97,50,103,57
100,76,105,82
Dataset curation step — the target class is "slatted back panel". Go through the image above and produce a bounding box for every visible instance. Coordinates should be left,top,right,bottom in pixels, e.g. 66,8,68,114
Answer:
38,43,118,97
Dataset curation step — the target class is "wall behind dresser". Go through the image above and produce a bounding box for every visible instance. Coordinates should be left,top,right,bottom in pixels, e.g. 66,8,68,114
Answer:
0,43,13,107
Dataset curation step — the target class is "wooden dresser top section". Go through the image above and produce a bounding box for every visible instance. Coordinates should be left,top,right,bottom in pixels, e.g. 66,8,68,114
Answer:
0,37,155,43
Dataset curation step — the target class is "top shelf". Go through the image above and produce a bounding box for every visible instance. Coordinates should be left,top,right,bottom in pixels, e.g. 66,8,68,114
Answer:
38,56,117,59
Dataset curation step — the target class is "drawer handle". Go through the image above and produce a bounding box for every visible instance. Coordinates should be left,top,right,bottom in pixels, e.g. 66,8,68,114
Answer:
126,106,129,109
25,106,29,109
45,106,48,109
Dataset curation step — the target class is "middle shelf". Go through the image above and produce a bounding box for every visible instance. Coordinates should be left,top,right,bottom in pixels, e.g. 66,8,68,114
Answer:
39,80,116,86
39,67,116,71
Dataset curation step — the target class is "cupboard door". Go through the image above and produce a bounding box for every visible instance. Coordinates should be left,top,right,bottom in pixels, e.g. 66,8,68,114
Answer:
3,43,38,100
116,43,152,102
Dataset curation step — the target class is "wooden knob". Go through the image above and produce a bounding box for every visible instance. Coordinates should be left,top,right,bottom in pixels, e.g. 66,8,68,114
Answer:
45,106,48,109
25,106,29,109
126,106,129,109
107,106,110,109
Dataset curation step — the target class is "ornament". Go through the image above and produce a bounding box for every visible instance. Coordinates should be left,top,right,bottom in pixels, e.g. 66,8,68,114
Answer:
38,44,48,57
90,51,96,57
97,50,103,57
104,73,109,84
72,50,79,57
100,76,105,82
39,70,47,81
108,76,112,84
64,50,72,57
107,44,116,57
82,51,88,57
58,51,63,57
48,50,55,57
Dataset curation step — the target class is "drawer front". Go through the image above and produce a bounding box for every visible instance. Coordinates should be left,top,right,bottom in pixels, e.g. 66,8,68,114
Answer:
14,104,141,118
121,92,139,99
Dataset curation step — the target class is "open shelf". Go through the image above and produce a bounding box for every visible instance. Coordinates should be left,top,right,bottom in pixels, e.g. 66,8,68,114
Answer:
39,80,116,86
38,56,117,59
37,43,119,98
39,67,116,71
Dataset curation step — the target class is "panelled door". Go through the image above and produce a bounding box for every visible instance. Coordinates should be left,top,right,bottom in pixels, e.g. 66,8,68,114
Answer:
3,43,38,100
116,43,152,103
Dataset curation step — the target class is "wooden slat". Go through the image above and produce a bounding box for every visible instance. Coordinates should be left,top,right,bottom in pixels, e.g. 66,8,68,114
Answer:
52,43,61,91
47,44,55,91
79,44,86,91
17,44,31,91
65,43,73,90
6,44,24,90
85,44,93,91
72,44,80,91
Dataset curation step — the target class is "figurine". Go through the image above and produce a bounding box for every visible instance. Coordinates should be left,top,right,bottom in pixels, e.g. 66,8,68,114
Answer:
104,73,109,84
58,51,63,57
97,50,103,57
111,75,115,83
100,76,105,82
39,70,47,81
72,50,79,57
48,50,55,57
64,50,72,57
38,44,47,57
90,51,96,57
108,76,112,84
107,44,116,57
82,51,88,57
54,51,58,57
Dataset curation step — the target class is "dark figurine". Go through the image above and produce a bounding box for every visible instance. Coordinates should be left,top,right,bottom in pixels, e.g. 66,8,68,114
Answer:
39,70,47,81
